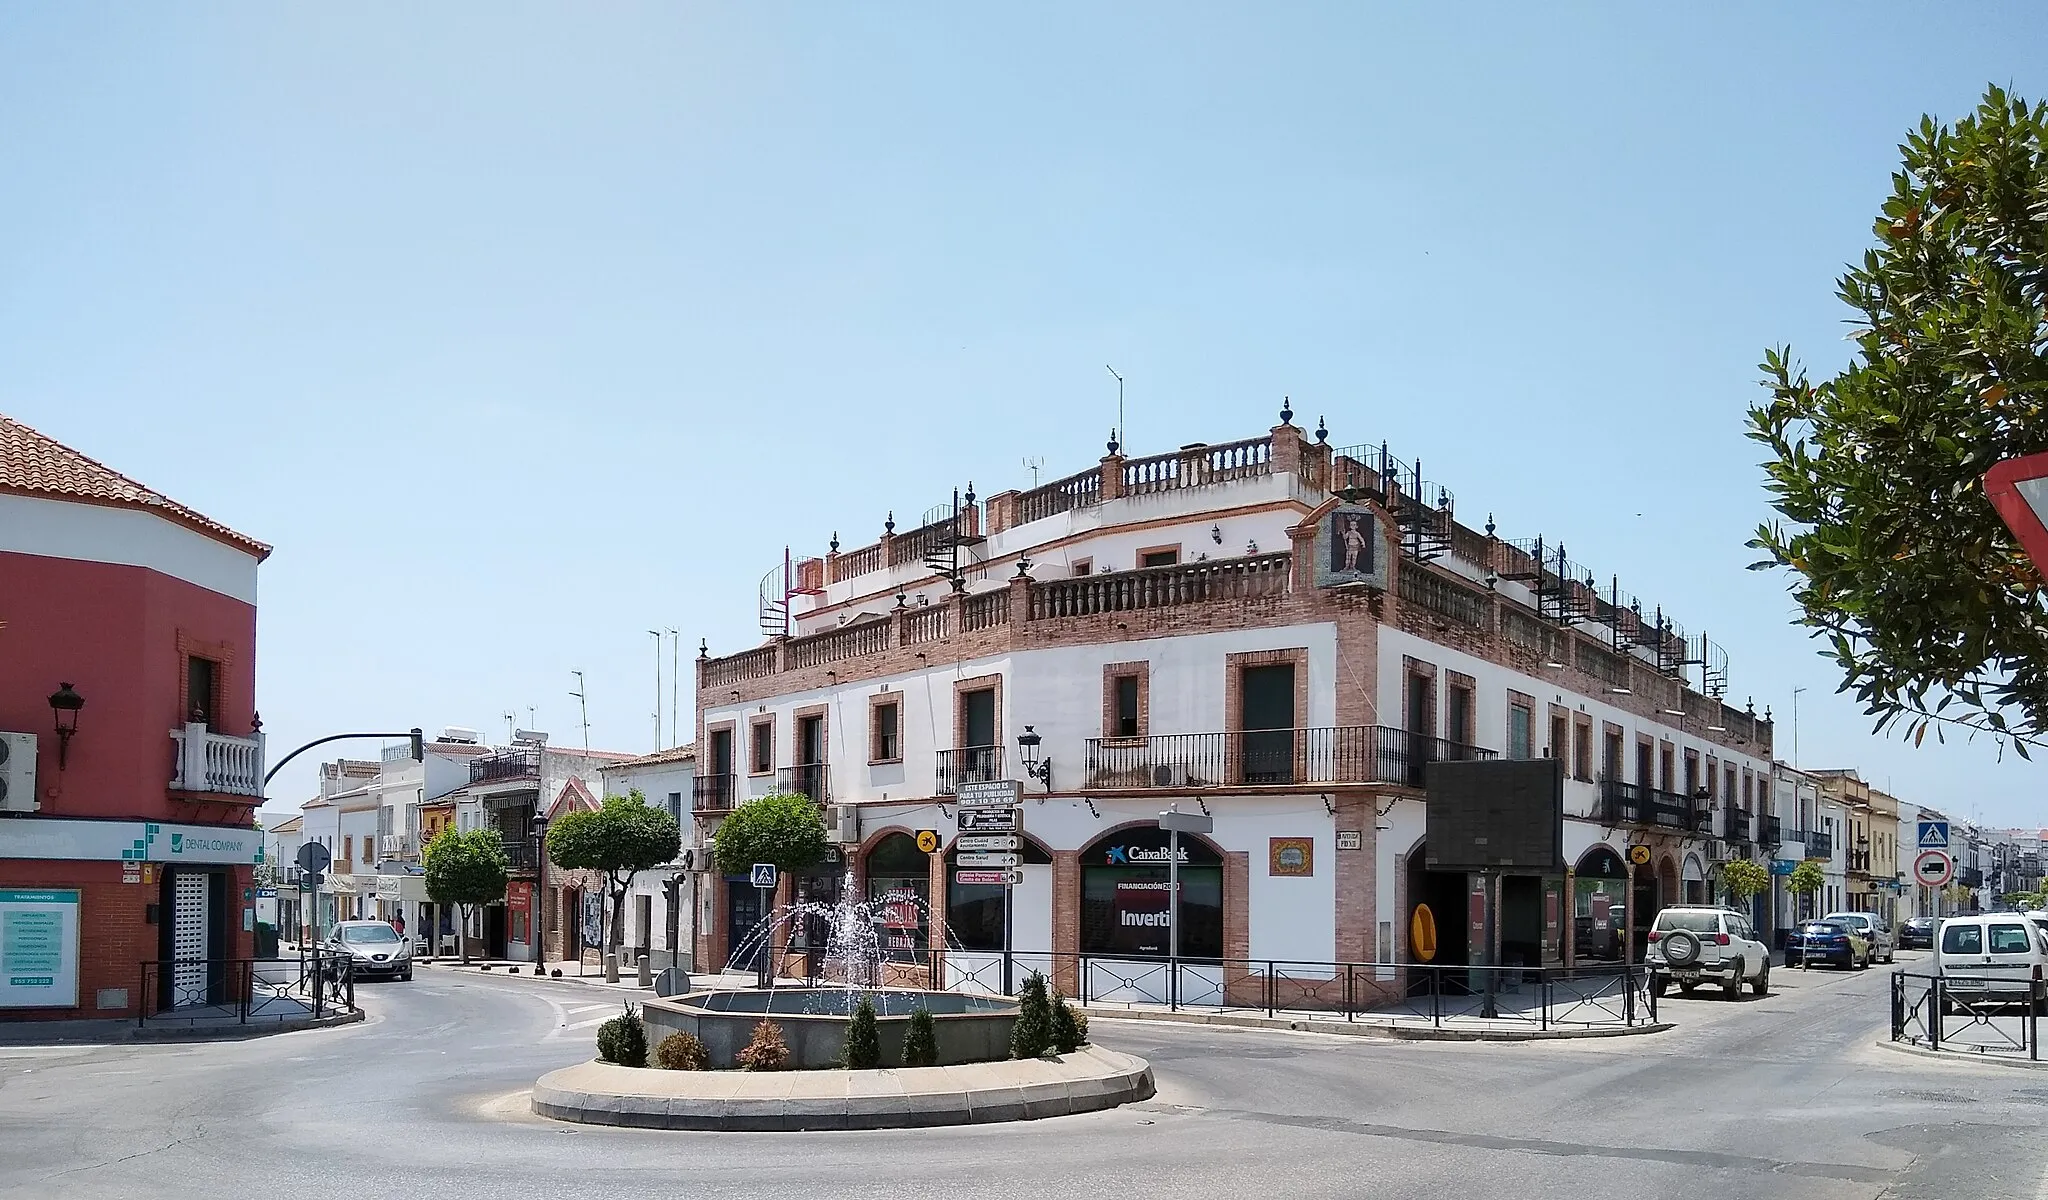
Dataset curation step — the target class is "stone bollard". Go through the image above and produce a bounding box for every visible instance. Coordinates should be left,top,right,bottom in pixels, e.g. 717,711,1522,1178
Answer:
638,954,652,988
605,952,619,983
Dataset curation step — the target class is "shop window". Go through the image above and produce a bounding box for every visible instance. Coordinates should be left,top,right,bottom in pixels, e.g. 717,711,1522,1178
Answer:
1079,827,1223,959
946,840,1053,951
864,834,931,962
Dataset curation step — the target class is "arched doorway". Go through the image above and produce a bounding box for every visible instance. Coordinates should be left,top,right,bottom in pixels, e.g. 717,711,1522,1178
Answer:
1404,840,1470,970
863,833,932,964
1574,846,1628,960
1078,826,1223,959
1682,854,1707,906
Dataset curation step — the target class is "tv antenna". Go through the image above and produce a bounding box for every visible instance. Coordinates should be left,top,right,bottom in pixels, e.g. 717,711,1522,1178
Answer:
1105,365,1125,453
1022,457,1044,487
501,711,516,743
569,671,591,752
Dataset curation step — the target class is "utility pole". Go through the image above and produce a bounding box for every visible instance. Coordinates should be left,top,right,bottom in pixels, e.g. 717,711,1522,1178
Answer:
570,672,590,752
1105,365,1125,453
667,627,680,748
649,629,663,751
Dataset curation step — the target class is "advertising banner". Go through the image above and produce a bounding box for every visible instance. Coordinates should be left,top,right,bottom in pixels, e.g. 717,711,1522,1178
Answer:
0,889,80,1009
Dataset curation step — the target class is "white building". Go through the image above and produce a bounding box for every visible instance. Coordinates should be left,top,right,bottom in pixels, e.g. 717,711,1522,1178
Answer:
595,746,699,974
692,412,1778,996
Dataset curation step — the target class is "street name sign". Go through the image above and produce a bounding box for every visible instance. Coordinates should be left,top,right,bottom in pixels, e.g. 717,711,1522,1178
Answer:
1917,820,1950,850
956,807,1021,833
955,835,1020,852
955,780,1023,809
956,852,1021,868
955,869,1025,886
1914,849,1954,887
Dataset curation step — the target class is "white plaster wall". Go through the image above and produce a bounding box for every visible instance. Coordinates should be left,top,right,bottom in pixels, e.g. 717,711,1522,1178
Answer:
0,492,261,603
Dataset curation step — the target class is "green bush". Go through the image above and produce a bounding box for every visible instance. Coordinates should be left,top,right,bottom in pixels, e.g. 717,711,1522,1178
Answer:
735,1018,791,1070
1010,972,1054,1059
902,1006,938,1067
596,1003,648,1067
653,1031,710,1071
1051,989,1083,1054
842,996,881,1069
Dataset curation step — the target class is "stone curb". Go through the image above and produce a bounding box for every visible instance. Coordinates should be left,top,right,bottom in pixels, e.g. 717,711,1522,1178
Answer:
1874,1038,2048,1070
530,1046,1155,1131
1078,1006,1671,1042
131,1010,367,1042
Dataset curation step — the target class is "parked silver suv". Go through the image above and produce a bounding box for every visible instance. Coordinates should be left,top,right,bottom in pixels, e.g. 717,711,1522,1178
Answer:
1646,906,1770,999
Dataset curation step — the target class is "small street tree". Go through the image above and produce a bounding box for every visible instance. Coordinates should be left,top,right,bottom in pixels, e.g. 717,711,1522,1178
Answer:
546,790,681,957
1748,87,2048,754
1787,860,1825,920
422,826,509,964
712,792,829,878
1721,859,1771,910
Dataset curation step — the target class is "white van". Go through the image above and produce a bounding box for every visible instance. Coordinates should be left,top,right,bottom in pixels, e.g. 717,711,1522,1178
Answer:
1933,913,2048,1003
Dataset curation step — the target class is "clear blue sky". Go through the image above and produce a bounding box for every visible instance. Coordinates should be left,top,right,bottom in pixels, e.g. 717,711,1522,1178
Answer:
3,6,2044,826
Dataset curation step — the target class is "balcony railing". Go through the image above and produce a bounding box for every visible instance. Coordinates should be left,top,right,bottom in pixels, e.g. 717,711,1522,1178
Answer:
470,749,540,785
1083,726,1496,790
500,838,538,872
1956,865,1985,887
694,773,738,812
1758,815,1782,849
936,746,1004,794
1596,780,1711,834
1719,809,1754,851
1848,849,1872,873
168,723,265,798
778,764,830,805
1030,552,1292,620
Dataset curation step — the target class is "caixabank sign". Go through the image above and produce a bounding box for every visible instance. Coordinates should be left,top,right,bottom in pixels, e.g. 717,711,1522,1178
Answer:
0,817,262,865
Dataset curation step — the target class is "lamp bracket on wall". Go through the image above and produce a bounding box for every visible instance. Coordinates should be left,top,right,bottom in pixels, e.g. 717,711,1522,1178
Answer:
1084,798,1100,819
1322,793,1336,817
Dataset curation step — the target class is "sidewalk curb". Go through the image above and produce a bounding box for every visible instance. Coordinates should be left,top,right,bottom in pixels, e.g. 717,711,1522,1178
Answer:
1874,1037,2048,1070
0,1009,364,1047
1078,1005,1672,1042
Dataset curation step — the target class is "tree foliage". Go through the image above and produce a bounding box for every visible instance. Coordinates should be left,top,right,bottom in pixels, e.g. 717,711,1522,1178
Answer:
1010,972,1055,1059
1787,860,1826,899
841,996,881,1070
902,1006,938,1068
422,826,509,964
546,790,681,953
1721,859,1771,903
1748,87,2048,755
711,791,829,877
735,1019,792,1070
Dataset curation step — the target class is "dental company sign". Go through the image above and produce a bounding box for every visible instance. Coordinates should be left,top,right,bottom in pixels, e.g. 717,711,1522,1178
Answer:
0,818,263,865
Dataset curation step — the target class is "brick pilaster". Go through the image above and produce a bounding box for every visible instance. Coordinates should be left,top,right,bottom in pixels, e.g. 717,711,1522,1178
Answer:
1052,850,1080,996
1334,794,1374,962
984,490,1019,535
1099,453,1126,501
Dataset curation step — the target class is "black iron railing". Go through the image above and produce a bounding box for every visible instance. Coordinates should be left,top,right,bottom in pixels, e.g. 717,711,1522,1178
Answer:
1797,830,1832,859
936,746,1004,794
778,763,830,804
1084,726,1495,790
1956,865,1984,887
470,749,540,784
1848,850,1872,873
694,773,737,812
500,838,538,871
1759,815,1783,849
1893,969,2043,1060
139,952,356,1027
1597,779,1710,833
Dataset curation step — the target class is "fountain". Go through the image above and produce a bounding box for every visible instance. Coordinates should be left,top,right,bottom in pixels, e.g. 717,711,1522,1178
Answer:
638,870,1020,1069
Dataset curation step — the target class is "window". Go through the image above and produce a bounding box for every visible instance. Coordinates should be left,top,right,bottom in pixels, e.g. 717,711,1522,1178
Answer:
1724,764,1737,805
750,718,774,775
1635,740,1653,790
871,700,901,763
1574,717,1593,782
343,835,353,864
1658,743,1674,793
186,655,219,727
1991,923,2032,954
1446,685,1473,746
666,792,682,822
865,834,932,961
947,840,1053,950
1943,923,1983,955
1508,703,1533,760
1603,730,1623,781
1138,547,1180,568
1683,751,1699,799
1742,771,1754,812
361,837,373,865
1071,558,1092,577
1080,827,1222,958
1107,672,1144,739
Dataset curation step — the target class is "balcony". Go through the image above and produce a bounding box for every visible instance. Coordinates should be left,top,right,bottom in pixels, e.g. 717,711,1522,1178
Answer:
778,763,830,805
694,773,738,813
1848,849,1872,874
1801,830,1833,859
1083,726,1495,790
1596,780,1711,835
168,722,264,799
1956,865,1985,887
1758,815,1782,849
501,838,538,872
378,833,417,860
470,749,540,785
1719,810,1754,855
936,746,1004,794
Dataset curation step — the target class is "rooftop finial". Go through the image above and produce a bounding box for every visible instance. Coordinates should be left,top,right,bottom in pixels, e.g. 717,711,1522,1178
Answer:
829,530,840,553
884,510,895,535
1314,415,1327,443
1107,428,1120,456
698,638,708,659
1279,396,1294,425
1484,513,1496,538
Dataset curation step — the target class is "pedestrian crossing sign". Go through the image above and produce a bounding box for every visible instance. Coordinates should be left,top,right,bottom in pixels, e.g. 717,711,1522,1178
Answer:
1917,820,1949,850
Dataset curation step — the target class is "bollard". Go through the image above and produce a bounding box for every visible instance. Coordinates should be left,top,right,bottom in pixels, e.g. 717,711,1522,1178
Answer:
637,954,652,988
605,952,620,983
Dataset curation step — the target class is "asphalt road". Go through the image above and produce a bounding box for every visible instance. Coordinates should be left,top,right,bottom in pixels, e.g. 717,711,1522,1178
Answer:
2,950,2044,1200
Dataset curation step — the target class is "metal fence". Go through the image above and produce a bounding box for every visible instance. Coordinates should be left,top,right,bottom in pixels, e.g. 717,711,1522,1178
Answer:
139,951,357,1028
924,951,1657,1030
1891,969,2044,1060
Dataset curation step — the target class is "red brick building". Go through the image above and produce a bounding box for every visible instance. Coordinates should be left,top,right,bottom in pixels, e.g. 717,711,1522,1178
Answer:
0,414,270,1021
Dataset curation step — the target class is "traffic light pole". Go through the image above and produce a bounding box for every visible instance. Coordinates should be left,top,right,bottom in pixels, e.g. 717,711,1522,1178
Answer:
263,728,425,788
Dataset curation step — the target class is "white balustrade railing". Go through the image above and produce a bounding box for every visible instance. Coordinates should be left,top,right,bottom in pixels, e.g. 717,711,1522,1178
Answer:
169,722,265,798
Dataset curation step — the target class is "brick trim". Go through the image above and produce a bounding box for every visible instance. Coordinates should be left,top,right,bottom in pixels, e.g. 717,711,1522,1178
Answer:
1401,656,1437,737
1135,542,1183,569
705,721,737,779
1601,722,1625,780
951,673,1004,753
748,715,776,777
175,630,236,728
792,703,829,768
1224,648,1312,782
1101,661,1151,741
866,691,903,764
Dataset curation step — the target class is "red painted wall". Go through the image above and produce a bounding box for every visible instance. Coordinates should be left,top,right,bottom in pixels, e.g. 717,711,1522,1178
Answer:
0,549,257,822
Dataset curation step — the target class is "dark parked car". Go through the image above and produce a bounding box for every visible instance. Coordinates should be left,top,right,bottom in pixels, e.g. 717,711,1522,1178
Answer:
1789,919,1870,969
1898,916,1936,950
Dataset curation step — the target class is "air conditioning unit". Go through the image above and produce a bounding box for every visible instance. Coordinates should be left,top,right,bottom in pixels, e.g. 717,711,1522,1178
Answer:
0,732,37,813
1151,764,1194,788
832,804,860,845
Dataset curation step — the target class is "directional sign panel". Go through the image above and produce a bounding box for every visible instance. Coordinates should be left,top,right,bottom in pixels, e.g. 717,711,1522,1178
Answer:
956,852,1021,868
955,780,1023,809
955,834,1020,852
955,869,1024,886
956,807,1021,833
1914,849,1954,887
1917,820,1950,850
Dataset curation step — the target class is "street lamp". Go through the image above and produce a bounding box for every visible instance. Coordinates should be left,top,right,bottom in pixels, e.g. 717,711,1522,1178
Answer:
531,814,550,972
47,682,83,769
1016,726,1052,790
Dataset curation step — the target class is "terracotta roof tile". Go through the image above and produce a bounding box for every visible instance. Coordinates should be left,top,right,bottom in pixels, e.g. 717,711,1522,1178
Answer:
602,744,698,769
0,413,271,559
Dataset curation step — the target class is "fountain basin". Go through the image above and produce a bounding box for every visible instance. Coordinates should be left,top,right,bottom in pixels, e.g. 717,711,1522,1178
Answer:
642,988,1018,1070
